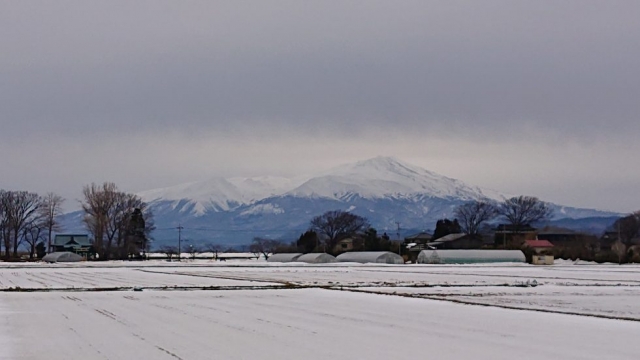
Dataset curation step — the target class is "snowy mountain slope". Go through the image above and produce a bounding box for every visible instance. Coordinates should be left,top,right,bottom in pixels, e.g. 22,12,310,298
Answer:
286,156,503,200
140,156,502,211
138,176,297,215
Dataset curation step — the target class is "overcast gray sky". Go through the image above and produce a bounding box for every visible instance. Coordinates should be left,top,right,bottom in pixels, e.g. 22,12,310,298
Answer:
1,1,639,212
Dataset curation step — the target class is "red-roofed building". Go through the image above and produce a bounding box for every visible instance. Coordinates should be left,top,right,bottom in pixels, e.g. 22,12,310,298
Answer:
524,239,555,265
525,240,554,251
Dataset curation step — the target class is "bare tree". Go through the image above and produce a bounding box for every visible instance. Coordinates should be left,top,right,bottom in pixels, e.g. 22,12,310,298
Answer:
497,196,553,233
249,237,281,260
612,211,640,246
1,191,42,258
0,190,7,257
81,183,153,260
310,210,370,250
454,200,498,236
159,245,178,261
82,182,116,258
204,243,223,260
22,216,46,260
40,192,65,253
612,240,627,264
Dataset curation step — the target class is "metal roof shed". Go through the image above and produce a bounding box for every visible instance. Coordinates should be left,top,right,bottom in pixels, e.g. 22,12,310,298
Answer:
267,253,303,263
296,253,337,264
336,251,404,264
41,252,84,263
417,250,525,264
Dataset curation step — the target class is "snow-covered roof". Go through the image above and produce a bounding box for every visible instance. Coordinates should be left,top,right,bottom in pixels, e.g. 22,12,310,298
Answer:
405,232,433,241
267,253,303,263
430,233,468,245
295,253,337,264
42,252,84,263
336,251,404,264
217,253,259,259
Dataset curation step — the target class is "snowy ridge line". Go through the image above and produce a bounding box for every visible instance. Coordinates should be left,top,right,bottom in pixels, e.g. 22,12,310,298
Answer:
338,288,640,323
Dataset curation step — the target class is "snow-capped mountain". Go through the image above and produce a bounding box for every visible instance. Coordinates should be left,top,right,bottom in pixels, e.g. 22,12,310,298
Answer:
286,156,503,201
107,156,616,247
140,156,501,215
138,176,298,215
61,156,620,247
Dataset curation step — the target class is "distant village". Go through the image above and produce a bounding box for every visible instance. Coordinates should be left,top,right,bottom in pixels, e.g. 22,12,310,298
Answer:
2,182,639,265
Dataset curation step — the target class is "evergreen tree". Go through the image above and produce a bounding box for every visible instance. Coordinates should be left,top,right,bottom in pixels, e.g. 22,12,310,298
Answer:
432,219,462,240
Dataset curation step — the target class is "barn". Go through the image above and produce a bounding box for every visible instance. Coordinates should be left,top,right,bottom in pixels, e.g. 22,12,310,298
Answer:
336,251,404,264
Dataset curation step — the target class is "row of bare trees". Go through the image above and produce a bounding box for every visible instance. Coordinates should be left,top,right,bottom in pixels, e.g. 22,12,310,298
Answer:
455,196,640,263
0,191,64,260
81,182,154,260
454,195,553,236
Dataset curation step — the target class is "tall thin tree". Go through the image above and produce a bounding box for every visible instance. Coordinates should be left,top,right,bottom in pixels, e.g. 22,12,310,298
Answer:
40,192,65,253
4,191,42,258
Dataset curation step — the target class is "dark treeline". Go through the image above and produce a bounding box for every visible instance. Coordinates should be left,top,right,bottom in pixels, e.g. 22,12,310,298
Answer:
3,186,639,264
0,182,154,261
0,191,64,260
256,196,639,264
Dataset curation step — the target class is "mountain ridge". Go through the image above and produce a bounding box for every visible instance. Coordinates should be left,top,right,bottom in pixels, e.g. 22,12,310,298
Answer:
139,156,505,215
64,156,621,247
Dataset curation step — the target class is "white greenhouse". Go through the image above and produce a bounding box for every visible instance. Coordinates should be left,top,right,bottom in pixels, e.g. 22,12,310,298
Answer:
417,250,526,264
336,251,404,264
295,253,337,264
267,253,303,263
42,252,84,263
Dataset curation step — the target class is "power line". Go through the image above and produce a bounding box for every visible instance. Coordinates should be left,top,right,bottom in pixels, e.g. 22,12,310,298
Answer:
154,227,309,232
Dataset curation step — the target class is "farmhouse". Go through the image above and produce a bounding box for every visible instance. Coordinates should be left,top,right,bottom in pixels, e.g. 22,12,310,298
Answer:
430,233,483,249
403,232,433,263
494,224,538,247
53,234,91,255
524,239,555,265
524,239,554,254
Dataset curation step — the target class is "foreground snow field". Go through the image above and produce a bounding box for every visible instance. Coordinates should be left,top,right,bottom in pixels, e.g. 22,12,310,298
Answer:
2,262,640,359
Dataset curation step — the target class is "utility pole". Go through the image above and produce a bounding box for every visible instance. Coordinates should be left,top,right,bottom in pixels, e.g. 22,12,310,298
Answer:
177,224,184,261
396,222,402,256
503,226,506,248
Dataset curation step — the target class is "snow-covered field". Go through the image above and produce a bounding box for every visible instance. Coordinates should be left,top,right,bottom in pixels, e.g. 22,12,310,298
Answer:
2,262,640,359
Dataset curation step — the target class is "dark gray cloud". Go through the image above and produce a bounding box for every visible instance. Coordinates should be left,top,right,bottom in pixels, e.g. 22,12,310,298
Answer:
1,1,639,211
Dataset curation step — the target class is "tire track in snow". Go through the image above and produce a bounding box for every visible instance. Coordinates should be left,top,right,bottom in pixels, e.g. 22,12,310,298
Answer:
335,287,640,322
